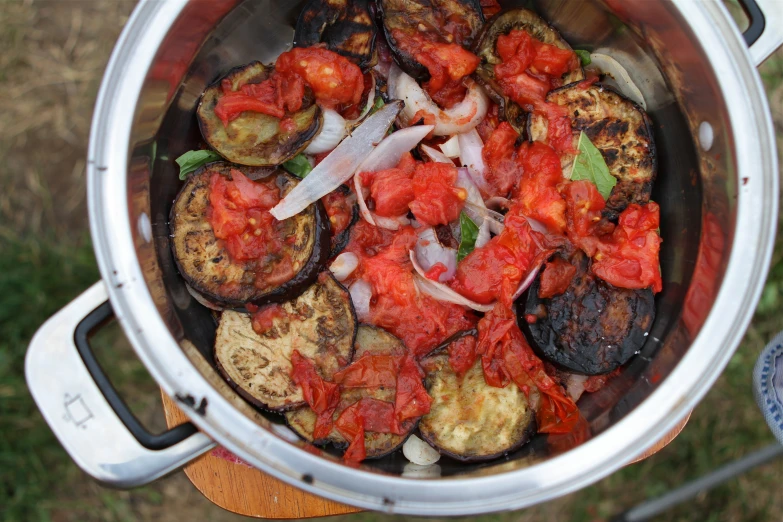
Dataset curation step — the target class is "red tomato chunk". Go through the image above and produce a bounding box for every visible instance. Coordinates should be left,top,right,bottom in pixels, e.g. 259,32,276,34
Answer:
276,47,364,110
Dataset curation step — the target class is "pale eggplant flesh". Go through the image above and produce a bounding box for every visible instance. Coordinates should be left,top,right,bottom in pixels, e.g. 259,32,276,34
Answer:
418,336,537,462
169,162,330,307
197,62,323,167
378,0,484,80
295,0,378,69
285,325,418,458
472,8,584,135
214,272,357,411
520,251,655,375
527,82,657,220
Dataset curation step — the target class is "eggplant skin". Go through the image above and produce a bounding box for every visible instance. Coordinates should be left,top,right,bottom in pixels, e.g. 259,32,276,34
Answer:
378,0,484,80
419,347,536,462
285,325,415,458
197,62,323,167
528,83,657,220
295,0,378,69
169,162,330,307
214,272,357,412
521,252,655,375
472,8,584,135
326,185,360,258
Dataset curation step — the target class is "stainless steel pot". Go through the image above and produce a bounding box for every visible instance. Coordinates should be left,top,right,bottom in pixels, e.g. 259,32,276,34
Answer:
26,0,783,515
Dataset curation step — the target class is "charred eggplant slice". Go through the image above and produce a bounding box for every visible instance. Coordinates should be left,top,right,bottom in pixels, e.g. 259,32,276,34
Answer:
473,8,584,134
215,272,357,411
528,83,657,218
379,0,484,80
169,162,330,307
197,62,323,167
521,252,655,375
419,338,536,462
295,0,377,69
323,185,359,257
285,325,416,458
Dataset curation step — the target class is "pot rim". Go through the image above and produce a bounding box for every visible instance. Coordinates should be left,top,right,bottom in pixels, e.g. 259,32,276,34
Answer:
86,0,779,515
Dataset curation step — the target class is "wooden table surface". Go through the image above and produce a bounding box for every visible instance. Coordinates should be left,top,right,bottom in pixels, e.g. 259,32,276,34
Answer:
161,392,690,519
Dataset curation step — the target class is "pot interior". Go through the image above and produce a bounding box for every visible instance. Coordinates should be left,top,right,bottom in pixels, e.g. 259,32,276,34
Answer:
127,0,736,478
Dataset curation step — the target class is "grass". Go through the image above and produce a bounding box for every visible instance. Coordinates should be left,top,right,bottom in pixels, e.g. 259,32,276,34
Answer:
0,1,782,521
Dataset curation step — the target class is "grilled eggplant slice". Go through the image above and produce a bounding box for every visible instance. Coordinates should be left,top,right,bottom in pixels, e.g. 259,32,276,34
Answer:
295,0,377,69
322,185,359,257
197,62,323,167
528,83,657,219
378,0,484,80
473,8,584,134
215,272,357,411
285,325,416,458
170,162,330,307
521,251,655,375
419,340,536,462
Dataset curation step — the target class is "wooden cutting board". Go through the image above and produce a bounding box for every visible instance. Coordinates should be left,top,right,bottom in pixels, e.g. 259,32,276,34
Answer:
161,392,689,519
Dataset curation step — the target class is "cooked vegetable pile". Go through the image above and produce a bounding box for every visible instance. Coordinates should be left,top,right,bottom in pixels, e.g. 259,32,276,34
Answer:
170,0,661,465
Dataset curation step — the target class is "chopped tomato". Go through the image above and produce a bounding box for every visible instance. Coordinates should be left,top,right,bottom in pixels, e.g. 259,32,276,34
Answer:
250,304,287,335
547,114,577,154
448,334,478,377
476,102,500,143
480,0,502,18
336,397,405,463
409,162,466,226
207,170,284,263
515,141,567,233
333,354,400,389
562,180,608,256
482,122,520,198
322,189,355,239
394,354,432,422
359,152,417,218
391,29,480,108
275,47,364,110
213,72,305,126
592,202,663,293
290,350,341,440
424,262,449,282
538,257,576,298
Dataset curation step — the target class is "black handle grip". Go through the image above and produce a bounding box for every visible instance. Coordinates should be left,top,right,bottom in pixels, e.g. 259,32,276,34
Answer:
737,0,766,46
74,301,198,450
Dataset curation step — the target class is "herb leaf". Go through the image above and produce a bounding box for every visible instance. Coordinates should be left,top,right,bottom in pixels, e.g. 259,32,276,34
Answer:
570,131,616,200
175,150,222,180
574,50,592,66
457,213,479,262
282,154,314,178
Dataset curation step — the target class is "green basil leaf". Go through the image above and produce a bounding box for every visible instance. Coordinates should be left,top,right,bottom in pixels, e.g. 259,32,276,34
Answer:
282,154,313,178
570,131,617,200
574,50,591,66
175,150,222,180
370,96,385,115
457,212,480,262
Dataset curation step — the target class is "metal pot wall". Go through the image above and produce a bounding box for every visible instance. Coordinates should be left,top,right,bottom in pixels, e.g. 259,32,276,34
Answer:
26,0,783,515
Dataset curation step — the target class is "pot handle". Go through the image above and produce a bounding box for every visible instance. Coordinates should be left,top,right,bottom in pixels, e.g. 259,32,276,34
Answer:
25,281,215,488
737,0,783,66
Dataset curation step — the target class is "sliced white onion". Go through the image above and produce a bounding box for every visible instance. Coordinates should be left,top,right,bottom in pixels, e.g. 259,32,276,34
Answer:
411,251,495,312
415,228,457,282
304,109,347,154
353,172,376,226
421,144,453,164
463,201,505,235
511,262,543,301
475,219,491,249
373,213,410,230
349,279,373,321
356,124,434,174
458,129,489,194
270,101,402,220
439,135,461,158
456,168,485,209
403,434,441,466
485,196,511,210
388,64,488,136
186,284,223,311
565,373,589,402
346,73,378,128
402,462,442,478
590,53,647,110
329,252,359,281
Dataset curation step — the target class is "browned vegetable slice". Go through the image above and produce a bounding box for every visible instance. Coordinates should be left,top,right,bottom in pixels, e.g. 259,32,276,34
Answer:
295,0,378,69
285,325,416,458
197,62,323,167
527,82,657,219
378,0,484,80
322,185,359,257
169,162,330,307
520,251,655,375
419,337,537,462
214,272,357,411
472,8,584,134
